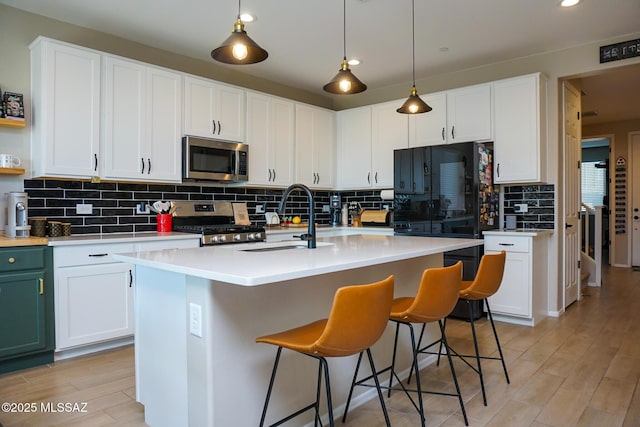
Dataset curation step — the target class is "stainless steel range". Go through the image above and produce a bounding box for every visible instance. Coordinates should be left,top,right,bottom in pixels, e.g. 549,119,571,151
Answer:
171,201,266,246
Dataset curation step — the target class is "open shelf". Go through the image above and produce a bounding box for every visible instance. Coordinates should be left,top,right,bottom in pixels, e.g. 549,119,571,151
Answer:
0,167,25,175
0,118,26,128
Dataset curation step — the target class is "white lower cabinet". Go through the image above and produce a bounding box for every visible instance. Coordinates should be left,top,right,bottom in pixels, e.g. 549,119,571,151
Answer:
484,232,549,326
55,261,134,350
53,237,200,353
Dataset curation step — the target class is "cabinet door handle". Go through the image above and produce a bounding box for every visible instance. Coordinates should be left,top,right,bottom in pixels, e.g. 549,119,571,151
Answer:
497,163,500,177
442,127,445,141
212,120,216,135
39,278,44,295
367,172,371,184
375,172,378,183
217,120,221,135
141,157,145,174
147,158,151,174
129,269,133,287
272,169,276,181
88,253,109,257
498,243,515,246
94,154,98,172
8,257,15,264
451,126,455,139
268,169,272,181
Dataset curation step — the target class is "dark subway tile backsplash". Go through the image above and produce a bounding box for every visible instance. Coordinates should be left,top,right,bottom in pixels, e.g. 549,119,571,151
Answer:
24,179,392,235
502,184,555,229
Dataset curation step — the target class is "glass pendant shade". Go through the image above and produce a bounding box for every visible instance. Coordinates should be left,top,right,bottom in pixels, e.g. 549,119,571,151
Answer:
323,59,367,94
211,18,268,65
397,86,432,114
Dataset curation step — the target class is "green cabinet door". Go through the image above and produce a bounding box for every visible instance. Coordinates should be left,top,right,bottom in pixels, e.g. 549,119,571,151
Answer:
0,271,47,358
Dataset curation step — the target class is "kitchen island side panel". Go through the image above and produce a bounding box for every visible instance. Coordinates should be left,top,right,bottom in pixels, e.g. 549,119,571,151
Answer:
134,254,444,427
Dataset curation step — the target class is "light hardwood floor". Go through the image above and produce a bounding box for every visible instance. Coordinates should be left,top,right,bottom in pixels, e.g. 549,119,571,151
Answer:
2,265,640,426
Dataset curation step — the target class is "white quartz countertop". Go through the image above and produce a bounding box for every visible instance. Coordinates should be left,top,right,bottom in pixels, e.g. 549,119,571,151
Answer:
113,234,482,286
483,229,553,237
47,231,201,246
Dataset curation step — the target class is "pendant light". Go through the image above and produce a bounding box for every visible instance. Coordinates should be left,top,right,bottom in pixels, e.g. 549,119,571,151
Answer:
323,0,367,95
211,0,268,65
397,0,431,114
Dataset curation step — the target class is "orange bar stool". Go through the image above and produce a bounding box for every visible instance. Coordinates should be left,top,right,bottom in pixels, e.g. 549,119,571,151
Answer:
256,275,394,427
441,251,509,407
343,262,468,427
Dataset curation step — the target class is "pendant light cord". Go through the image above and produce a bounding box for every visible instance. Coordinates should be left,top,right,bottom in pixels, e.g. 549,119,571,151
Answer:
237,0,241,18
343,0,347,60
411,0,416,86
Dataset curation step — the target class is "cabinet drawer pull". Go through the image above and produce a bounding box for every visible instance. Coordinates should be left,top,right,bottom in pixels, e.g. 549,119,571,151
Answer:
39,278,44,295
498,243,515,246
8,257,15,264
88,253,109,257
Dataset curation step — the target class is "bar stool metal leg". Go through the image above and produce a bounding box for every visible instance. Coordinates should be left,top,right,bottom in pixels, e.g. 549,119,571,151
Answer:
485,299,510,384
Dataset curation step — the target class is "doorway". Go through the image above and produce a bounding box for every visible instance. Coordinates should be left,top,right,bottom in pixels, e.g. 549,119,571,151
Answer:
631,132,640,267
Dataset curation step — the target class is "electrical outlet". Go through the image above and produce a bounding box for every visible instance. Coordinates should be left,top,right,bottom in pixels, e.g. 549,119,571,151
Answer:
76,203,93,215
189,303,202,338
136,202,150,214
255,204,265,214
514,203,529,213
322,205,330,213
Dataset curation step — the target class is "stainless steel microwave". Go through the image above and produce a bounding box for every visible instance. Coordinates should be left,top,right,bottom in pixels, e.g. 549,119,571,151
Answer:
182,136,248,182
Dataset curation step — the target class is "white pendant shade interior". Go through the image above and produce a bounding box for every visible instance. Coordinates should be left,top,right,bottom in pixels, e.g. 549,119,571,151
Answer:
397,0,431,114
211,0,268,65
323,0,367,95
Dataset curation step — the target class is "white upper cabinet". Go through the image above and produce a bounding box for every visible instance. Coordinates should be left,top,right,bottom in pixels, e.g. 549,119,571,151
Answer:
246,92,295,187
337,101,409,190
446,83,492,143
102,57,182,182
295,104,335,189
493,73,547,184
30,38,102,178
371,100,409,188
409,84,492,147
184,76,245,142
409,92,447,147
30,38,181,182
337,106,372,189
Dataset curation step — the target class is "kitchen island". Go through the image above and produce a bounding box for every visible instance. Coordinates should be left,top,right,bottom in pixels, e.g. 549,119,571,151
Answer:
113,234,482,427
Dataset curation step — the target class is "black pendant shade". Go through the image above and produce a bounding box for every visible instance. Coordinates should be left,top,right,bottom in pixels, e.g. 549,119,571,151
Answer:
397,0,431,114
211,1,268,66
323,58,367,94
397,86,432,114
323,0,366,95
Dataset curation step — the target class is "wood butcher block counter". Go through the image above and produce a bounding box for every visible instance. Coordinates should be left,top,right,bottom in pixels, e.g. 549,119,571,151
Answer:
0,234,48,247
113,234,482,427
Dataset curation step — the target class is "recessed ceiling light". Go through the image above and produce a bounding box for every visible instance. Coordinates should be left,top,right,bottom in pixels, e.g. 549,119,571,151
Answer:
560,0,580,7
240,13,255,22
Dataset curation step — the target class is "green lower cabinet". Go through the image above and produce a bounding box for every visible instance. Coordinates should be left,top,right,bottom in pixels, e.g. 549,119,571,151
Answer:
0,246,54,374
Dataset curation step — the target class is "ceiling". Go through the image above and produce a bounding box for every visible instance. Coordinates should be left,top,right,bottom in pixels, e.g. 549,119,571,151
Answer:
1,0,639,125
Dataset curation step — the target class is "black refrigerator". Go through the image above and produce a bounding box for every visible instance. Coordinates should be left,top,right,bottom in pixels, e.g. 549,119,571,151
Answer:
393,141,499,319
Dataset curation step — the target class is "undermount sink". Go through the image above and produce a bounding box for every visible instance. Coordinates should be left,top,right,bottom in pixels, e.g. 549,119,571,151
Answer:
231,241,335,252
240,244,307,252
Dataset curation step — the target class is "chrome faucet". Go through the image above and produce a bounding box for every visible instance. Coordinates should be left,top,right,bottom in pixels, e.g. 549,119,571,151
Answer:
278,183,316,249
